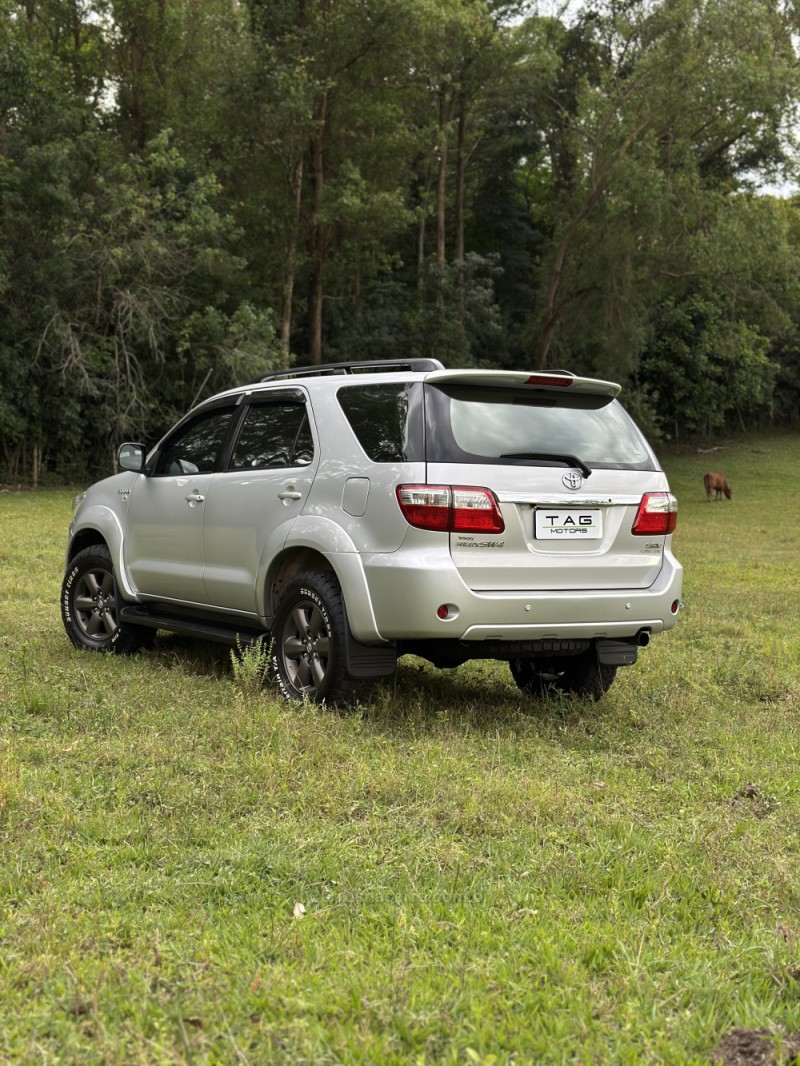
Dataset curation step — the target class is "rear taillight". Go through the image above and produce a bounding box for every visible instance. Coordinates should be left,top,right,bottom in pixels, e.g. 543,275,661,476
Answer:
632,492,678,536
396,485,505,534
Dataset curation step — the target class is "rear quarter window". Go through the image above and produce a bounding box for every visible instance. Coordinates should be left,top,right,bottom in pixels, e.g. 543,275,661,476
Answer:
337,383,423,462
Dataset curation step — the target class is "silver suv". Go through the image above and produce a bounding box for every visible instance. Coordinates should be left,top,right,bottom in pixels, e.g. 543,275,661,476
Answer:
61,359,682,702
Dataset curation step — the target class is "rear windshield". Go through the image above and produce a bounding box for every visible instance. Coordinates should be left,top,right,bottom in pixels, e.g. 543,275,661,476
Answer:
424,385,656,470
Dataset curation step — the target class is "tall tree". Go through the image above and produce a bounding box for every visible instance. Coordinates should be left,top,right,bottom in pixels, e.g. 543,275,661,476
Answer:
526,0,800,371
243,0,421,361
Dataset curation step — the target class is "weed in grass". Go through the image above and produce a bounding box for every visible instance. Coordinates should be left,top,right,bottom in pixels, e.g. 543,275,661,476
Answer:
230,636,273,701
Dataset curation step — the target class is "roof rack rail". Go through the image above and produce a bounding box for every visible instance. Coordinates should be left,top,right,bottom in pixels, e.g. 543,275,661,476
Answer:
256,358,444,383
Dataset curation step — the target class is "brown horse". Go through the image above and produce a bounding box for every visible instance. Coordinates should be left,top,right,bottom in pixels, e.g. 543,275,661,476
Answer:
704,472,732,502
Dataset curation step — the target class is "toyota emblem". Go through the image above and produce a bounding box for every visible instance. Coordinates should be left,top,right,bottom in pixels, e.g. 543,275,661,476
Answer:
562,471,583,490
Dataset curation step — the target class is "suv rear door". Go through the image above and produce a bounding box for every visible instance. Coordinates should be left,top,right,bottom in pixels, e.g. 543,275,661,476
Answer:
422,372,671,593
200,390,317,613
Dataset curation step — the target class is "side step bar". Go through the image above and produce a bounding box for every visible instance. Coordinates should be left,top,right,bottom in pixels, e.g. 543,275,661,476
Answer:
118,605,266,647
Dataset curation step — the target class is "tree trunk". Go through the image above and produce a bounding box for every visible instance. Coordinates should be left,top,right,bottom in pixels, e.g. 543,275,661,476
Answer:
129,25,146,150
24,0,35,44
436,83,448,267
454,93,468,324
416,165,435,299
308,90,328,365
308,255,325,365
455,94,467,266
280,157,304,357
417,207,426,296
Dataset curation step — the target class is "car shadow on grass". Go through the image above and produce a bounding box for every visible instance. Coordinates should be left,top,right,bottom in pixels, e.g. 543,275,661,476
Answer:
358,657,627,740
141,632,237,679
136,635,627,741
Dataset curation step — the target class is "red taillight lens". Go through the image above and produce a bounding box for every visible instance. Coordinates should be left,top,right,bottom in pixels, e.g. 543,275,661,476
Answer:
525,373,572,387
396,485,505,534
395,486,451,531
632,492,678,536
451,487,505,532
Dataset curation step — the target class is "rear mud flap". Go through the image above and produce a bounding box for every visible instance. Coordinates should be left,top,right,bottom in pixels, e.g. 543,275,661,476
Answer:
597,639,639,666
345,629,398,679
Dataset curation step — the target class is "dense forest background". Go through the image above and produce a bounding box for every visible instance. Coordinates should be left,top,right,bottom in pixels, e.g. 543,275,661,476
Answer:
3,0,800,483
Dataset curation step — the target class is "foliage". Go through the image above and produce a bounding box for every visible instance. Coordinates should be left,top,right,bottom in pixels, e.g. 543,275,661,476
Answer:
2,0,800,482
324,252,503,367
2,433,800,1060
524,0,800,371
634,295,777,440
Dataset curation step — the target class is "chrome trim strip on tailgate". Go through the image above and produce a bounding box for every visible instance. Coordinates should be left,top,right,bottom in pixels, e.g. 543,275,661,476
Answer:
495,493,643,506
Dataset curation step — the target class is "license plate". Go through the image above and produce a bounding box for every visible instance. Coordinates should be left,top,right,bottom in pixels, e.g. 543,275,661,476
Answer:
535,508,602,540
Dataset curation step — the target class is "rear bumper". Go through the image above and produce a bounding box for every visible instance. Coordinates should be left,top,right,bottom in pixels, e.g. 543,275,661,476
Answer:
360,547,682,642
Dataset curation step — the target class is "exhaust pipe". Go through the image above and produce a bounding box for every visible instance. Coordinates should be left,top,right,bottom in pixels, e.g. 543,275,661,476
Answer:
636,629,651,647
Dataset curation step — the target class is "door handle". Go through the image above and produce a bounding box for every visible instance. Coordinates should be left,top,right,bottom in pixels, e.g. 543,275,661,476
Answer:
185,493,205,503
278,490,303,501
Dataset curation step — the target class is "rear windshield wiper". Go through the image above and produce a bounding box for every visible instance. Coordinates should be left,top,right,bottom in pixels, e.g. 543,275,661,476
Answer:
500,452,592,478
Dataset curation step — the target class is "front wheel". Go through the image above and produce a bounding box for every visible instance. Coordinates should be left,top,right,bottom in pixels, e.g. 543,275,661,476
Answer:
509,649,617,700
271,571,356,705
61,544,153,654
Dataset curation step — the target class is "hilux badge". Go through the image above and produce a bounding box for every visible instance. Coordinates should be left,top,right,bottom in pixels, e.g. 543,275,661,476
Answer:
562,471,583,490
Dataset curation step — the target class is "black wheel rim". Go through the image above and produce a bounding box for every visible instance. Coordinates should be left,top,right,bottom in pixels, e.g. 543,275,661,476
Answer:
280,599,331,697
73,566,118,643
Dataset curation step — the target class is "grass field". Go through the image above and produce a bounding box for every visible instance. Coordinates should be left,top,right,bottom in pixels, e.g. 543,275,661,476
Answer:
1,432,799,1064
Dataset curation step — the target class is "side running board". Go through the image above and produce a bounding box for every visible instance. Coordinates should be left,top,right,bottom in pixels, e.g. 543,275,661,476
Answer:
118,605,266,647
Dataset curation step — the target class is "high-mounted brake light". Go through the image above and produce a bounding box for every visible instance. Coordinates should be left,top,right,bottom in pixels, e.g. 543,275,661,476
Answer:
632,492,678,536
525,374,572,387
396,485,505,534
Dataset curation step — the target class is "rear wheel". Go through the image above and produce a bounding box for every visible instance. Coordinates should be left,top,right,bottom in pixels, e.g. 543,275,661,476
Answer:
61,544,154,654
271,571,357,705
509,648,616,700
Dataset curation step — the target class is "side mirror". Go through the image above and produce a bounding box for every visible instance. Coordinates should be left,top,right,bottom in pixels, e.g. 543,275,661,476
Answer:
118,442,147,473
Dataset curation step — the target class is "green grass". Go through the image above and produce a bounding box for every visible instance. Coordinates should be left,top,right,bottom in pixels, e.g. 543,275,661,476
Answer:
1,432,799,1064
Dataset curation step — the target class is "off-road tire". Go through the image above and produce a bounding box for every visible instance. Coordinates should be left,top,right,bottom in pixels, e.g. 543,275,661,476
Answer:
61,544,154,654
509,648,617,700
271,571,359,705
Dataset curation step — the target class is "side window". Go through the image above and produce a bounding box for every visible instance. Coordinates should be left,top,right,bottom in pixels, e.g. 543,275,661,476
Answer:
229,404,314,470
337,384,412,462
153,408,235,476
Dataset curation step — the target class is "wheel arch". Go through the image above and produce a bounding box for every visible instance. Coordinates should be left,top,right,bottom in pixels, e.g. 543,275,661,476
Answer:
265,547,335,624
68,506,138,601
263,546,384,643
68,527,109,562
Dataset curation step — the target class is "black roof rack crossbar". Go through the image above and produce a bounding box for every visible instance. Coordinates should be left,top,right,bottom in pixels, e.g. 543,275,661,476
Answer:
256,358,444,383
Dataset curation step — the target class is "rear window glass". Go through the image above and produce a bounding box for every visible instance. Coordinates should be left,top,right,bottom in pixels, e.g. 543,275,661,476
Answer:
230,403,313,469
425,385,655,469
